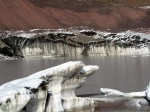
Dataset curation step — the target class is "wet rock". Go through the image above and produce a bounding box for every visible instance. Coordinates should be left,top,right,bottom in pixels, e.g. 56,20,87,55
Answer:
0,40,13,56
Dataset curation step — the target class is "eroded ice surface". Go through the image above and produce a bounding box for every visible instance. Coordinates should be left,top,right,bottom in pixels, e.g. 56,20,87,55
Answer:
99,87,150,108
1,29,150,57
0,61,99,112
1,61,150,112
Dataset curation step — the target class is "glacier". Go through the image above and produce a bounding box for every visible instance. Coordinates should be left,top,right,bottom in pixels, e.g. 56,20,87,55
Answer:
0,29,150,58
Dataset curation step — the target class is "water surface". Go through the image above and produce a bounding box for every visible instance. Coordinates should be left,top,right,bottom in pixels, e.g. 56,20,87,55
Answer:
0,55,150,111
0,55,150,93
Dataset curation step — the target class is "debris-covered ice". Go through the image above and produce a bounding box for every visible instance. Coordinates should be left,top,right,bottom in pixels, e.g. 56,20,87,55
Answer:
0,29,150,57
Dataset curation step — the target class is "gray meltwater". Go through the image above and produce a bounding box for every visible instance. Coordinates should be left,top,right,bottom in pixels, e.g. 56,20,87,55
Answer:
0,55,150,111
0,55,150,94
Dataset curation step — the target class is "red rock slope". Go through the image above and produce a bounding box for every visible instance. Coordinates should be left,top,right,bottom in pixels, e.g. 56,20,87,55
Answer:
0,0,150,30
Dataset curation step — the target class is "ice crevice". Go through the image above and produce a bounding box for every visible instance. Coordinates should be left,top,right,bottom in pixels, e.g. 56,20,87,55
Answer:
0,61,99,112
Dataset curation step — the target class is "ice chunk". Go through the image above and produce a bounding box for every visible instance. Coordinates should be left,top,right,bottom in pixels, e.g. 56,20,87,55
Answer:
100,88,145,98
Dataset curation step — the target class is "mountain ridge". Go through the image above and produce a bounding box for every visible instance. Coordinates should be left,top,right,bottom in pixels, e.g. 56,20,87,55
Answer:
0,0,150,31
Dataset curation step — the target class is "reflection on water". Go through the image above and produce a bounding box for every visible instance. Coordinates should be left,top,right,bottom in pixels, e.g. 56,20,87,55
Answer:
0,55,150,111
76,55,150,95
1,55,149,92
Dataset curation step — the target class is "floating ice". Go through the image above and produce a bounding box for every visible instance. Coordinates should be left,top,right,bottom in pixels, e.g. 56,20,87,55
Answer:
0,61,99,112
100,88,145,98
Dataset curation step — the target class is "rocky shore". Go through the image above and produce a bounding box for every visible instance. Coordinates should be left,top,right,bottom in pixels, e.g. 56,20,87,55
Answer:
0,54,15,61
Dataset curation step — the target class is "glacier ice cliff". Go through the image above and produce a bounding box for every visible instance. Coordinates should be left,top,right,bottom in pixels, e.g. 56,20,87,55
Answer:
0,29,150,58
0,61,99,112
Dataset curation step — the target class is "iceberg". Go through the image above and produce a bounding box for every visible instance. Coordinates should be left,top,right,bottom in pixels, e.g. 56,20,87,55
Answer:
1,60,150,111
100,87,150,107
0,61,99,112
100,88,145,98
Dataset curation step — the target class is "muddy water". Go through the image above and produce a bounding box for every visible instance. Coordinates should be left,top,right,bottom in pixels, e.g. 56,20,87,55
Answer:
0,55,150,111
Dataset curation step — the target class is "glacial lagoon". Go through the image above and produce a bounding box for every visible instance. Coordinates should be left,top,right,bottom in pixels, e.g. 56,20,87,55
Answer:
1,55,150,111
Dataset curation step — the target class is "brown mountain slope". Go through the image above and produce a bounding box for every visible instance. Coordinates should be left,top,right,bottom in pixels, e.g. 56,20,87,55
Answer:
0,0,150,31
